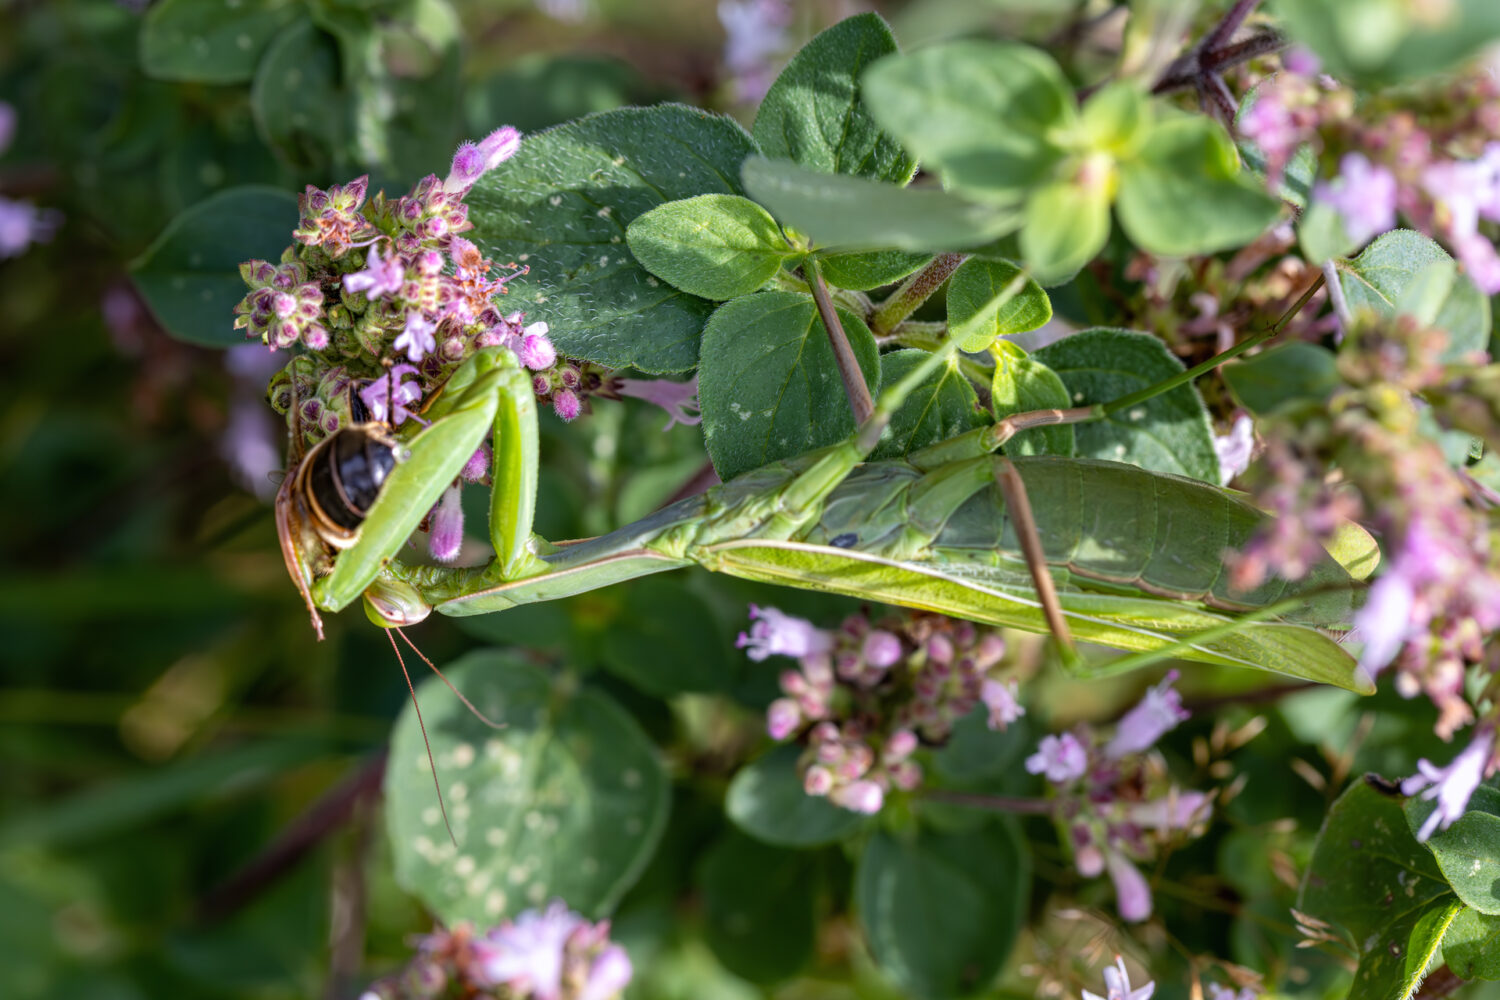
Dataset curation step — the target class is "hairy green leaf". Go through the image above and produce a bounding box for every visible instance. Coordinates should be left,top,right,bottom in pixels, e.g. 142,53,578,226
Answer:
726,745,868,847
753,13,915,185
467,105,759,373
871,350,988,460
742,156,1020,252
140,0,300,83
698,291,879,481
1410,785,1500,916
816,249,933,290
1222,342,1341,417
1336,230,1491,361
626,194,797,301
991,341,1075,458
1032,329,1220,481
947,257,1052,352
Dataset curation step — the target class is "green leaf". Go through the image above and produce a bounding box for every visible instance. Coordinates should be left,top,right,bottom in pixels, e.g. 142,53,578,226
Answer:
753,13,915,185
467,105,759,373
871,350,988,460
727,745,868,847
947,257,1052,352
1274,0,1500,86
928,707,1031,785
742,156,1020,252
1444,907,1500,980
816,250,933,291
1221,342,1341,417
698,291,880,481
1019,178,1111,286
990,341,1076,458
625,194,797,301
130,186,300,348
600,576,735,696
140,0,300,83
1031,329,1220,481
1335,230,1491,361
1116,115,1282,257
385,652,669,923
1300,780,1457,997
1080,82,1150,159
250,19,351,173
700,831,817,983
856,822,1028,998
465,54,665,136
862,40,1074,200
1409,785,1500,916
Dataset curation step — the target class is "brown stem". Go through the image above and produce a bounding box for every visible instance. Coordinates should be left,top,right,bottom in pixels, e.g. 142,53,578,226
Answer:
1413,966,1466,999
806,258,875,424
664,459,721,504
1203,0,1263,56
196,750,388,924
1203,29,1287,72
870,252,968,336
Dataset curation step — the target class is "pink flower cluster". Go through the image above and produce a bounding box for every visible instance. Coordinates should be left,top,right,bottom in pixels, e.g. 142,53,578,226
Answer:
740,606,1020,813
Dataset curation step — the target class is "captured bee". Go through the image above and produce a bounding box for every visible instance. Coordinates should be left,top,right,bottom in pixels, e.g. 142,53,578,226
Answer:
275,386,408,640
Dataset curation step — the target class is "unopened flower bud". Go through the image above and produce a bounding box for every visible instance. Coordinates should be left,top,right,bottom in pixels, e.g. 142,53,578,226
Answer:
863,630,903,669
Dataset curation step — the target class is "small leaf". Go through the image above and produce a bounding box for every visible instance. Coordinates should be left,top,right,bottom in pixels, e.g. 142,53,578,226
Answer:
870,350,988,460
1031,329,1220,481
946,257,1052,352
1116,115,1282,257
698,291,879,482
816,250,932,291
1080,82,1150,158
742,156,1019,252
700,831,817,983
1019,179,1111,286
1221,342,1341,417
130,186,300,348
467,105,759,373
250,19,351,172
1298,195,1358,265
1277,0,1500,86
753,13,915,185
726,745,868,847
856,822,1028,998
385,652,669,923
990,341,1075,458
1336,230,1491,361
1409,785,1500,916
140,0,300,84
464,54,664,136
626,194,797,301
1444,907,1500,980
862,40,1074,200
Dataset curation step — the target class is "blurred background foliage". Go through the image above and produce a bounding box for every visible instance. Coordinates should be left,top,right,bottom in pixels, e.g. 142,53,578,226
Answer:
0,1,1469,998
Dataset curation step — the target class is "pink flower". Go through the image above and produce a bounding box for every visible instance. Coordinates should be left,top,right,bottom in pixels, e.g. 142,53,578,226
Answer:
444,125,523,193
429,485,464,562
1121,789,1211,833
1106,848,1153,923
1403,728,1495,841
474,901,630,1000
832,779,884,814
1025,733,1088,784
1207,985,1258,1000
578,943,632,1000
359,364,423,424
767,698,801,740
342,244,404,299
394,311,438,362
736,604,834,661
1314,153,1397,246
862,630,903,669
552,388,582,421
616,376,702,431
0,196,62,258
1213,413,1256,485
980,677,1025,730
461,443,490,482
1082,955,1155,1000
1104,672,1189,759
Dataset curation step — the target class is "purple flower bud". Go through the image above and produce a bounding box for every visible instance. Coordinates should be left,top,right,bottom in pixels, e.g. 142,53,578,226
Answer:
1213,413,1255,486
883,729,918,762
559,365,581,389
518,323,557,370
1404,728,1495,841
445,141,487,192
461,444,490,482
479,125,522,169
809,721,839,745
862,630,903,669
0,196,62,259
834,779,885,814
582,943,632,1000
1075,842,1104,878
429,485,464,562
1283,46,1320,75
889,760,922,790
272,291,297,317
766,698,801,740
1105,848,1152,923
735,604,835,662
980,677,1025,731
303,325,329,351
804,765,834,796
1082,955,1155,1000
1103,671,1189,759
553,388,581,421
973,632,1006,669
927,634,954,665
1123,789,1211,833
1026,733,1089,784
532,374,552,396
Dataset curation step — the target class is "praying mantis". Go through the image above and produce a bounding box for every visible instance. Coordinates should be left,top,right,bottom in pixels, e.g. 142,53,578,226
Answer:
279,307,1372,695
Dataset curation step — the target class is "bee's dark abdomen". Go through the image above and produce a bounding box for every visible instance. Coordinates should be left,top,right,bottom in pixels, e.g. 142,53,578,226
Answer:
309,427,399,530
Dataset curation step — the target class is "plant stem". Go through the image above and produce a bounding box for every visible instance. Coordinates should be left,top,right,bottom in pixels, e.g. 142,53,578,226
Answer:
1322,259,1354,331
922,789,1056,814
1203,0,1262,57
805,257,875,424
871,252,967,336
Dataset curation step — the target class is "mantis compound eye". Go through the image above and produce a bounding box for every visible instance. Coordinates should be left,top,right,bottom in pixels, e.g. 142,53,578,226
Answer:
364,576,433,628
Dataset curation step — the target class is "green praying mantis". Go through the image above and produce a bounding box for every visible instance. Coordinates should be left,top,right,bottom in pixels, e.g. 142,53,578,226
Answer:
277,282,1373,695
